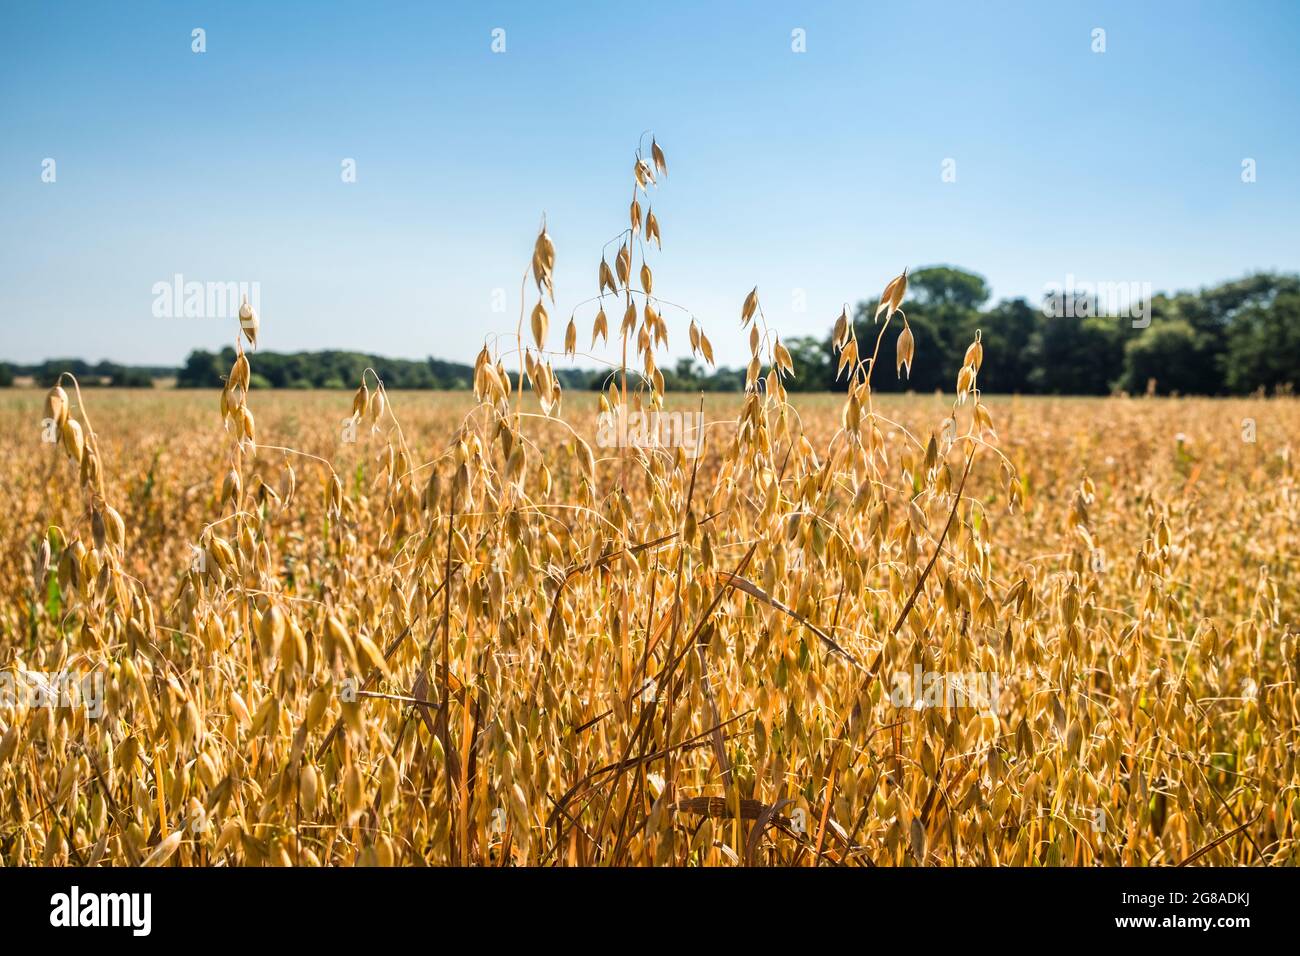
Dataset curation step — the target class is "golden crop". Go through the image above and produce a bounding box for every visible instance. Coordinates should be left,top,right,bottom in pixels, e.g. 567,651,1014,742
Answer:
1,141,1296,866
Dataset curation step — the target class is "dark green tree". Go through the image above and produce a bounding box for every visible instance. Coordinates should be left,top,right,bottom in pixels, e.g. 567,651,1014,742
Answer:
961,297,1037,393
1224,290,1300,394
907,266,991,311
107,365,155,388
176,350,224,388
783,336,833,391
1120,318,1213,395
1026,311,1125,395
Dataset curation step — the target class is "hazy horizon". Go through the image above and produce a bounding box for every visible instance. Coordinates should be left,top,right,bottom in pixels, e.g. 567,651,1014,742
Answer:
0,263,1292,370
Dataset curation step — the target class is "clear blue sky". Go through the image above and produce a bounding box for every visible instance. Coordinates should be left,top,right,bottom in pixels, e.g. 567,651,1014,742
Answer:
2,0,1298,368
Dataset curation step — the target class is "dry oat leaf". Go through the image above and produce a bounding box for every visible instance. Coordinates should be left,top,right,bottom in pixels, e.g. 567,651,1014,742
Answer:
141,830,183,867
716,571,863,669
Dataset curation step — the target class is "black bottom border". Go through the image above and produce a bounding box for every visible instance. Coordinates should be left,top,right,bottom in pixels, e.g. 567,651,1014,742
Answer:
0,865,1284,943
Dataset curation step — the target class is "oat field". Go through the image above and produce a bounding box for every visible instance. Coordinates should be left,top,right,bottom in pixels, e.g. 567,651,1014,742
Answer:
3,381,1296,866
2,148,1298,868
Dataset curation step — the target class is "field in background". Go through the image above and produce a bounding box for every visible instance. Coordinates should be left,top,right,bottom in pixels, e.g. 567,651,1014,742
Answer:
1,388,1297,866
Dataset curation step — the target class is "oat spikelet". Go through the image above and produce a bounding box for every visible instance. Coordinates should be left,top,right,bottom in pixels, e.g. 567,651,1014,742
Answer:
238,296,259,349
741,287,759,326
531,301,549,350
651,137,668,177
875,268,908,322
564,317,577,357
896,323,915,379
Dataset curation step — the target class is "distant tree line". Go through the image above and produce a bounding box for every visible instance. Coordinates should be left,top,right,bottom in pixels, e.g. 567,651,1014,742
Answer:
170,347,741,393
4,270,1297,395
174,348,478,390
1,358,160,388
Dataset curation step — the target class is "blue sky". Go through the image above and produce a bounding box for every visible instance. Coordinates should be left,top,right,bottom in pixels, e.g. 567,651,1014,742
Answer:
2,0,1298,368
